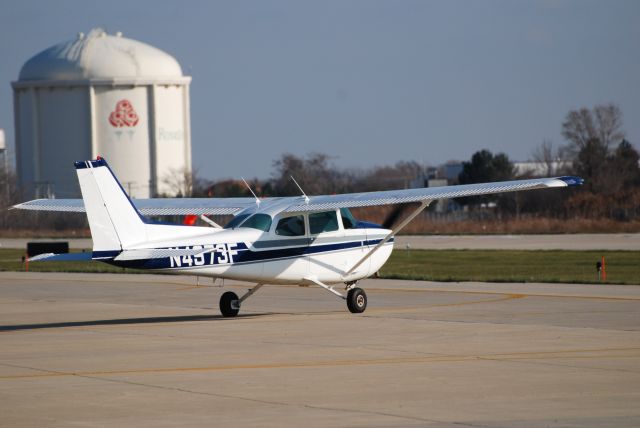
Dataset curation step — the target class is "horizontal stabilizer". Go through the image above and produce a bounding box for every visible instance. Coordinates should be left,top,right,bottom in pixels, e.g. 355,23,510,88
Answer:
28,252,93,262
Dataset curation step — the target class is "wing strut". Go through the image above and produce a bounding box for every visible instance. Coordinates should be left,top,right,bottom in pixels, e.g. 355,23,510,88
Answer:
343,201,431,278
303,276,346,299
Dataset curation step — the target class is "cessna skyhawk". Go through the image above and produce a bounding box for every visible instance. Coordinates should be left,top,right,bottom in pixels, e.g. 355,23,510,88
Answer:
14,158,583,316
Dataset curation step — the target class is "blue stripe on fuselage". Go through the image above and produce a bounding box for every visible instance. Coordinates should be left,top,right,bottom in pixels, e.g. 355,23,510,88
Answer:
104,238,393,270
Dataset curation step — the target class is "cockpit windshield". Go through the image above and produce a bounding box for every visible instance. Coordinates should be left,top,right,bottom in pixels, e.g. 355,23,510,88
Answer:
224,213,272,232
340,208,358,229
239,213,272,232
224,213,250,229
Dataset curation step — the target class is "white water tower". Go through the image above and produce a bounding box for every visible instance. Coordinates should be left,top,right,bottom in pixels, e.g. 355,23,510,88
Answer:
0,128,7,176
12,28,192,198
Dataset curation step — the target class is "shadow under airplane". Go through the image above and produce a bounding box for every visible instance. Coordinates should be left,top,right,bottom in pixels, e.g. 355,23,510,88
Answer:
0,313,270,332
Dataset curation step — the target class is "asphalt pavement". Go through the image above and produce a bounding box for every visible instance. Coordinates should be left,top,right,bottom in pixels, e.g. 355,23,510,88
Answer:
1,272,639,427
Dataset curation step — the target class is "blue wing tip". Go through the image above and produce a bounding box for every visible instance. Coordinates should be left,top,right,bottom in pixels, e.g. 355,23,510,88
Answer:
74,157,108,169
557,176,584,187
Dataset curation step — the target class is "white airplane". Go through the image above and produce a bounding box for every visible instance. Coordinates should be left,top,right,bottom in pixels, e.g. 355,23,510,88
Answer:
14,158,583,316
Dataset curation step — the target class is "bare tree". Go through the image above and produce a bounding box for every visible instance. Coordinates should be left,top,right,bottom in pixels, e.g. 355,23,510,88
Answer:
531,140,573,177
561,103,625,193
353,161,425,191
161,167,200,197
532,139,556,177
271,152,350,196
0,164,18,229
594,104,625,151
561,103,624,154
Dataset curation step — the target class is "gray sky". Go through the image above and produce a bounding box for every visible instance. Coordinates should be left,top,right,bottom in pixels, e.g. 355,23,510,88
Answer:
1,0,638,180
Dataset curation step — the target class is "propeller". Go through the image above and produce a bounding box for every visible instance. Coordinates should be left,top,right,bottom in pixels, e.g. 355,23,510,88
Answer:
382,203,419,229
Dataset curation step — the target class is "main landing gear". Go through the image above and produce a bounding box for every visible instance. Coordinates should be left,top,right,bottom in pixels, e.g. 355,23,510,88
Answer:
219,280,368,316
219,283,264,317
219,291,240,317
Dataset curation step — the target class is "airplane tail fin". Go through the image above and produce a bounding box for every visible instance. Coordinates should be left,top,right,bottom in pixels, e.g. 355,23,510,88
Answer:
75,158,147,252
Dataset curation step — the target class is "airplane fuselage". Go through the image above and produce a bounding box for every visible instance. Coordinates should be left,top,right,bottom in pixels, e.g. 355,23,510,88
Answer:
106,225,394,285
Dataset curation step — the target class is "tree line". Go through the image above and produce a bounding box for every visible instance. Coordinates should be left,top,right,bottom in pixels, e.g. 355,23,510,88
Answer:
184,102,639,222
1,102,638,233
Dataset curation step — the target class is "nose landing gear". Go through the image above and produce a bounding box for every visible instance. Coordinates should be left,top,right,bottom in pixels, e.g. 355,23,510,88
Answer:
303,276,368,314
346,287,367,313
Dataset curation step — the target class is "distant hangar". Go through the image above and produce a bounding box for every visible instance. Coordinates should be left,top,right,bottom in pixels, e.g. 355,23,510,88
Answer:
12,28,192,198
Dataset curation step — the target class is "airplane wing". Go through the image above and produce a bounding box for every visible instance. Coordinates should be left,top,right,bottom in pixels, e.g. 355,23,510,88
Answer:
12,197,257,215
278,175,581,278
13,176,582,215
283,176,583,212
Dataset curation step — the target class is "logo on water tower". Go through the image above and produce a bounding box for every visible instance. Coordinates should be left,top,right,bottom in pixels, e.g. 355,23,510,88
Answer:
108,99,139,140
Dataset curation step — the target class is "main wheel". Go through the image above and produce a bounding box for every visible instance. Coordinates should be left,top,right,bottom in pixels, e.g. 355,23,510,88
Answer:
347,288,367,313
219,291,240,317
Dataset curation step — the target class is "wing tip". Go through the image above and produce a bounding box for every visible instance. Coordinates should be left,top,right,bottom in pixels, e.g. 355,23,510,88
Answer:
556,176,584,187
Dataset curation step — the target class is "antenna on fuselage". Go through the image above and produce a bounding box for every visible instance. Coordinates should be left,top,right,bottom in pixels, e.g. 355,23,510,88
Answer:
241,177,261,206
290,176,309,204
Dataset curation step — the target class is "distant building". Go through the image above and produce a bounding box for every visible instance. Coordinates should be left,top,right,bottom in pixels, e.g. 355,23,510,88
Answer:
409,172,452,213
513,161,572,177
426,178,449,212
444,163,463,183
12,28,192,198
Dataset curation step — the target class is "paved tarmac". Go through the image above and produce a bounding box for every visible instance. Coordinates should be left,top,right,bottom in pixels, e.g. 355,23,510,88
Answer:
2,233,639,251
1,272,639,427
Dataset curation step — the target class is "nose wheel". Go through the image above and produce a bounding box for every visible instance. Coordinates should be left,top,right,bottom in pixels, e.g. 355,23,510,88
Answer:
303,276,368,314
347,287,367,313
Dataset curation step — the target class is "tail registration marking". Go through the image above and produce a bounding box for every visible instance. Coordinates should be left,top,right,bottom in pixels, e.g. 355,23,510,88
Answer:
170,243,238,268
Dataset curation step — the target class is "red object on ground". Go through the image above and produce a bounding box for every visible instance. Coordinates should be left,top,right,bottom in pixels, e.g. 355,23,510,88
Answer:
602,256,607,281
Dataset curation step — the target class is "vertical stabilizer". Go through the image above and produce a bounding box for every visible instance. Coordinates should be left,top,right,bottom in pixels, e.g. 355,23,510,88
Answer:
75,159,147,251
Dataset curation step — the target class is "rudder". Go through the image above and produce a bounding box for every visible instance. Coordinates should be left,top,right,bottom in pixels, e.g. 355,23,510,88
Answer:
75,158,147,252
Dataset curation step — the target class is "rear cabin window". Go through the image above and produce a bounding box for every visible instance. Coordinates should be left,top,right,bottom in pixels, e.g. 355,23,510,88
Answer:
275,215,306,236
239,214,272,232
309,211,339,234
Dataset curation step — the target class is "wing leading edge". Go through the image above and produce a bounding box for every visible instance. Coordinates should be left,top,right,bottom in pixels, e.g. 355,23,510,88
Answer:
283,176,583,212
13,197,256,215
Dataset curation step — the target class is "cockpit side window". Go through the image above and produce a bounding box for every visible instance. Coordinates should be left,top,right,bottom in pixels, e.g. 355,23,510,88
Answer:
340,208,357,229
309,211,339,234
239,213,272,232
275,215,306,236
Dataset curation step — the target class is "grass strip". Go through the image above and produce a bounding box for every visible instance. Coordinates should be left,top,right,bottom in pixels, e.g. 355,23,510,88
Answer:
379,249,640,285
0,249,638,285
